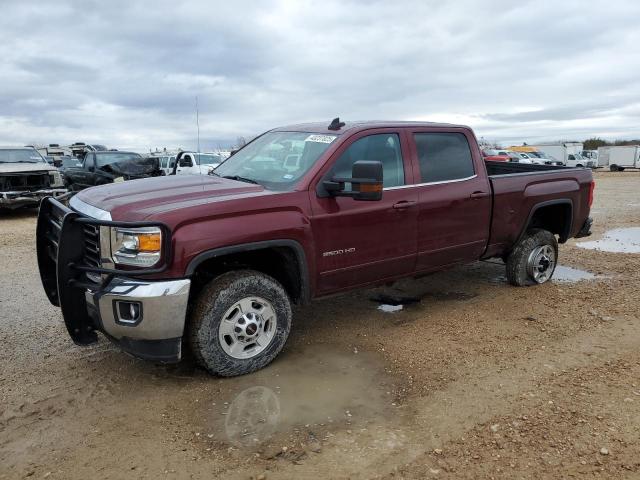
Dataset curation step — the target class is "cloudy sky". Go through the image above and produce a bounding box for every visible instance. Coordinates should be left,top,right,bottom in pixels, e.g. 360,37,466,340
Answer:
1,0,639,151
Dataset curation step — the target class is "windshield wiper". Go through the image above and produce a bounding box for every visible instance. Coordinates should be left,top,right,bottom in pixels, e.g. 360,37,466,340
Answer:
221,175,260,185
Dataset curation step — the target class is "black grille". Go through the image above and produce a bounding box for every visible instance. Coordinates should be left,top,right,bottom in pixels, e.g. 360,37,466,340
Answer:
82,224,101,268
0,172,51,191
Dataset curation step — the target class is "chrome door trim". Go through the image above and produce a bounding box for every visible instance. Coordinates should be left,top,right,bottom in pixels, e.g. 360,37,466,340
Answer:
383,174,477,191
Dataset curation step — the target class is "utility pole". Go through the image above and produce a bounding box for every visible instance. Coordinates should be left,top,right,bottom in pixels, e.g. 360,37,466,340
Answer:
195,96,201,153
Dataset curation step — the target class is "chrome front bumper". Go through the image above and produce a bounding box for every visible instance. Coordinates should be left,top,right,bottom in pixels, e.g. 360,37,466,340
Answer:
0,188,67,208
85,277,191,362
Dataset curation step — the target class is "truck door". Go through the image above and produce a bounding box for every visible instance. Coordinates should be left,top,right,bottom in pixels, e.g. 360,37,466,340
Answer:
75,153,96,189
310,130,418,294
408,129,492,271
176,154,195,175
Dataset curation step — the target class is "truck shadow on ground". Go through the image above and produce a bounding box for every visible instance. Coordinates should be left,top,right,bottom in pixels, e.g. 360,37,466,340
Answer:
0,207,38,219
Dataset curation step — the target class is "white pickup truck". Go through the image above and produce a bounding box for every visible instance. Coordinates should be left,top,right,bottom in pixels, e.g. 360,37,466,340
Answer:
172,151,224,176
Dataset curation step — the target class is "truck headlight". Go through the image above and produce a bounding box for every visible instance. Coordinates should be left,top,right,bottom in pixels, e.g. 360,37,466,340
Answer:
49,171,64,187
111,227,162,267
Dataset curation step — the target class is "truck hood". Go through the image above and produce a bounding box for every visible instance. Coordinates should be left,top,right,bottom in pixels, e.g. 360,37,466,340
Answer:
0,162,56,174
76,174,265,221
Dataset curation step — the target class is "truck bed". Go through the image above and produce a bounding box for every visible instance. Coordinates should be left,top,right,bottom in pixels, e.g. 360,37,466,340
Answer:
483,161,593,259
485,161,568,176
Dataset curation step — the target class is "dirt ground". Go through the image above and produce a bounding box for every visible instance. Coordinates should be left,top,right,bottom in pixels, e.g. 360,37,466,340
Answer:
1,171,639,480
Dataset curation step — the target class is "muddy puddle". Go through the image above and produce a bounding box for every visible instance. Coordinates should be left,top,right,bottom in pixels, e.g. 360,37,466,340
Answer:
183,346,397,449
577,227,640,253
490,265,601,284
372,290,476,313
552,265,600,283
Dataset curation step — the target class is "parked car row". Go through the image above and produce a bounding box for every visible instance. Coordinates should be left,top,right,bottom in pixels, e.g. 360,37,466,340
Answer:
0,142,235,209
481,148,563,166
482,143,597,168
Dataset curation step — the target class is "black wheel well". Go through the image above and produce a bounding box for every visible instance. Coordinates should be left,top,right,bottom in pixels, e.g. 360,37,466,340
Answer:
527,202,572,243
189,247,306,305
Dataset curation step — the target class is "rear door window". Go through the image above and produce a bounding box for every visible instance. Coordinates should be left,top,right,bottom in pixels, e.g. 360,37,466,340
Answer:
414,133,475,183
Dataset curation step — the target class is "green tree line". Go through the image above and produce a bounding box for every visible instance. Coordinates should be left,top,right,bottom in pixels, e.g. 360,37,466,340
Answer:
583,137,640,150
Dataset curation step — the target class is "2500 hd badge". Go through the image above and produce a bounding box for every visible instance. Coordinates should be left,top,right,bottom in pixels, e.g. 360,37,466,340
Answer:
322,247,356,257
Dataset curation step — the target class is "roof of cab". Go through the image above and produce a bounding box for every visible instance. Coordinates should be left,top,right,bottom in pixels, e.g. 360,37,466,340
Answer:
271,120,468,135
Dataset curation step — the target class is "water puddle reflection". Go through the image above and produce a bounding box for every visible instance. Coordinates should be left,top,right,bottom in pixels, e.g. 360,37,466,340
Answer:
577,228,640,253
552,265,598,283
190,346,395,449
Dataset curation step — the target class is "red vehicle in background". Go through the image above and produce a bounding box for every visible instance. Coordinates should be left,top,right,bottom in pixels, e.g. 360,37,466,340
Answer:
37,119,594,377
482,149,511,162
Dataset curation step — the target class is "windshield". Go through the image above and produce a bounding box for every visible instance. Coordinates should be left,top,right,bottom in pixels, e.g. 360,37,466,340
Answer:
0,149,46,163
214,131,337,190
95,152,142,167
541,152,557,160
61,156,81,167
196,153,223,165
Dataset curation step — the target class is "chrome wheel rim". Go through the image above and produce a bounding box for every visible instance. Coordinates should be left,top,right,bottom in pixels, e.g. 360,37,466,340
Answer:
527,245,556,283
218,296,277,359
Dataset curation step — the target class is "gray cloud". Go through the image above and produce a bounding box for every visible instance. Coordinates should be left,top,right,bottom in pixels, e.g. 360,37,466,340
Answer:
0,0,639,151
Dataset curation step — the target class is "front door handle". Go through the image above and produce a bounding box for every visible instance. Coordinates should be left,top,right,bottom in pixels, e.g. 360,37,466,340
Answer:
392,200,416,210
470,191,489,199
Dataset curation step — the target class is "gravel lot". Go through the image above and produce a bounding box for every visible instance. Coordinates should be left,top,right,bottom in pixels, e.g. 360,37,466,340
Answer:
1,171,639,479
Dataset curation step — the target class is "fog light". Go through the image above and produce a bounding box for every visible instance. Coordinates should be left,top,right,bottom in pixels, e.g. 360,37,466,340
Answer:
115,300,143,325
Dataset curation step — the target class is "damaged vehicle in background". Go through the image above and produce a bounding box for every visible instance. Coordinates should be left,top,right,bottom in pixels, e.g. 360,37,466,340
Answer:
0,147,66,209
63,151,164,191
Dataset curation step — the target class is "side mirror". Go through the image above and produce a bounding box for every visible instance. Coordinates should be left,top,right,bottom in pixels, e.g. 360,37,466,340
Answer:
323,160,383,201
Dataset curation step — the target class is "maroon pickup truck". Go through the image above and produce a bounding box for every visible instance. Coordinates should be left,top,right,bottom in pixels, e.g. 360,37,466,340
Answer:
36,119,594,376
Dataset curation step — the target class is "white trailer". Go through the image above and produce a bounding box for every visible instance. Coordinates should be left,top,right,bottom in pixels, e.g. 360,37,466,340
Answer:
529,142,592,167
597,145,640,171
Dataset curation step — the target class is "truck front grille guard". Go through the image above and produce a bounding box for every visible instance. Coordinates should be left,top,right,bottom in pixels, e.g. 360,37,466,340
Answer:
36,196,172,345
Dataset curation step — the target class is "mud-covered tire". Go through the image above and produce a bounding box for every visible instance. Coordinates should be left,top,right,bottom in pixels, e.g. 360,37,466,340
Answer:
188,270,292,377
506,229,558,286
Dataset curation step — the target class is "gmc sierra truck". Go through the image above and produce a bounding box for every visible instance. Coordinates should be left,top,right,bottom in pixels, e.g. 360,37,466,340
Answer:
36,119,594,376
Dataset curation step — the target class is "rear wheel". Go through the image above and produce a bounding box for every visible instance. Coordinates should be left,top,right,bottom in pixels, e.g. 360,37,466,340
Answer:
188,270,292,376
610,164,619,172
506,229,558,286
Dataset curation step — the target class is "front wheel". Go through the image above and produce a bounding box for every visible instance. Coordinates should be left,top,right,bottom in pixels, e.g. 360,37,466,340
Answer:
506,229,558,286
188,270,292,376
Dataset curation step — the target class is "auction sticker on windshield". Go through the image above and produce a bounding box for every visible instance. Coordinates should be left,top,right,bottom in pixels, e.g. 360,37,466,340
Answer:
305,134,336,143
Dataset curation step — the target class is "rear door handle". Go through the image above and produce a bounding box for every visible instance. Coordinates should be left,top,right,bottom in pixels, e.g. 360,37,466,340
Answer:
470,191,489,199
392,200,416,210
